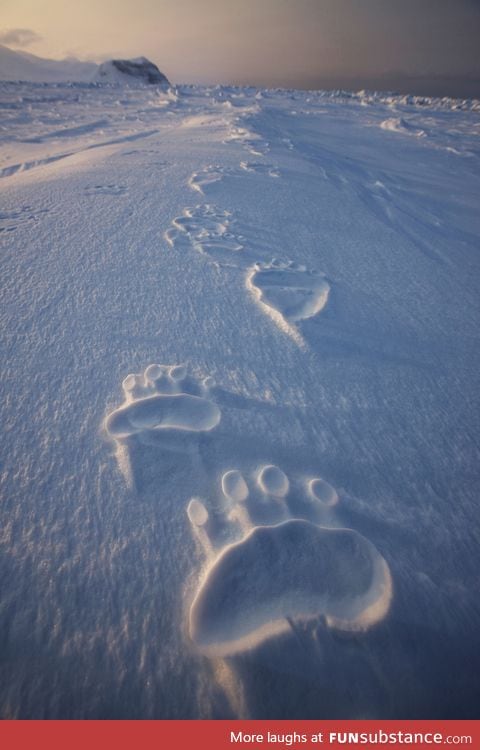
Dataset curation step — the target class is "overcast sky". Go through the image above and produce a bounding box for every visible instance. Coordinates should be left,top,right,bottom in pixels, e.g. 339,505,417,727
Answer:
1,0,479,95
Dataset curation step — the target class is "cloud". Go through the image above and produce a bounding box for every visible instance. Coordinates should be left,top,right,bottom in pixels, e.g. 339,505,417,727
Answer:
0,28,43,48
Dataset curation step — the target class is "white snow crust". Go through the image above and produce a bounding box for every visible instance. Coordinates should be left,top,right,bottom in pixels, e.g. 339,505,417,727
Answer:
1,78,479,719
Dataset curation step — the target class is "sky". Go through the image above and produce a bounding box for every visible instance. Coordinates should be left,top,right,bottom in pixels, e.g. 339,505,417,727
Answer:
1,0,480,96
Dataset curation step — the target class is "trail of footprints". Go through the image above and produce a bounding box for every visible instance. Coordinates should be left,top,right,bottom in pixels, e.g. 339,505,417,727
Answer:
105,105,390,670
105,362,393,658
165,143,331,344
187,464,392,657
166,200,331,343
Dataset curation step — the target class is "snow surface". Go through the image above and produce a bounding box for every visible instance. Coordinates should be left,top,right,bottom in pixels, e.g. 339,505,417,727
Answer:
1,80,480,719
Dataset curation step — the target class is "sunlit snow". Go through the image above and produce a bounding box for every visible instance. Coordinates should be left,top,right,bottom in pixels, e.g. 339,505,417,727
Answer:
1,79,479,718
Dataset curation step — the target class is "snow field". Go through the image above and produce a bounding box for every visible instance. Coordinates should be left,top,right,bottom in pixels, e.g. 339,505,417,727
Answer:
1,78,479,718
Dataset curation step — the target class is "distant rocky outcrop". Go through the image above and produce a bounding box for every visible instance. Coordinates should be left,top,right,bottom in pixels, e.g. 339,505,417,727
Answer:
93,57,170,86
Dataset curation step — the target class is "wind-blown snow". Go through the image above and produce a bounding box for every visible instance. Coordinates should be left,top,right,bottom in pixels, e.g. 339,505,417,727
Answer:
1,79,479,719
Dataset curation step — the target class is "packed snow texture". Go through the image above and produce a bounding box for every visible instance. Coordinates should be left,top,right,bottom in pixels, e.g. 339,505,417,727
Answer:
1,79,480,719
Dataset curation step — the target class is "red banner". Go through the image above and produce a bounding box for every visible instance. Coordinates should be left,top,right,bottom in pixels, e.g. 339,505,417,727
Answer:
0,720,478,750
